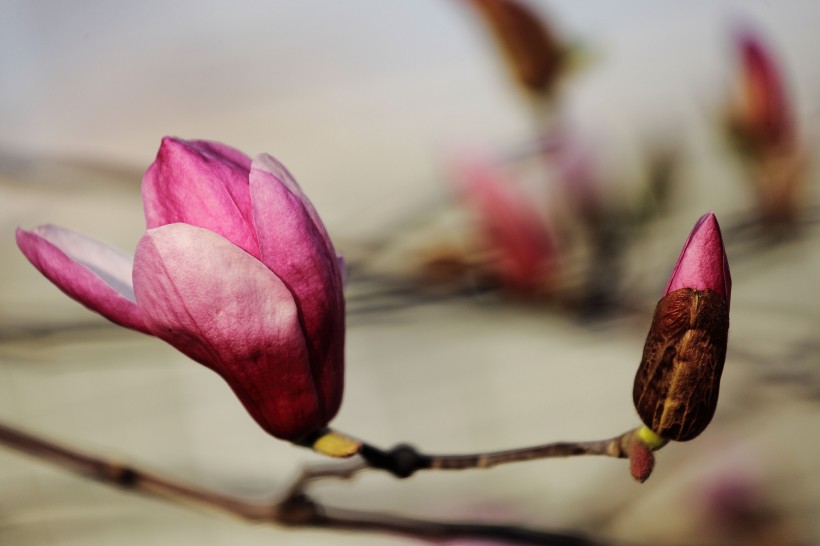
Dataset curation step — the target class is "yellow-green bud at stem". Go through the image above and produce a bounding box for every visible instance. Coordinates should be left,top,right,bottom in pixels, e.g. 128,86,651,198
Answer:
311,430,362,458
636,425,669,451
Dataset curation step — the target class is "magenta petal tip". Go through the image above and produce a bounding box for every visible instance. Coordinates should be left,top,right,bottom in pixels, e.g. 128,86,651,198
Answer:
664,212,731,304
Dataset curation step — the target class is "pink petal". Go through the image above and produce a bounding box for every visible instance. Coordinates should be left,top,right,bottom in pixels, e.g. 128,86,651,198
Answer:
249,154,344,421
141,137,260,258
665,212,731,304
16,225,148,333
132,223,327,440
253,154,339,261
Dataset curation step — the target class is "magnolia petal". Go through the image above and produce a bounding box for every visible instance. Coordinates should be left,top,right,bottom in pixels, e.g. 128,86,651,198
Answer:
250,154,344,421
132,223,326,440
141,137,260,258
252,154,339,259
665,212,732,304
15,225,148,333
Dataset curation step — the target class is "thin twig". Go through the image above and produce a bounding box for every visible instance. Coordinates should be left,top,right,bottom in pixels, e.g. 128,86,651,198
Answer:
279,457,368,500
357,431,634,478
425,435,630,469
0,421,603,545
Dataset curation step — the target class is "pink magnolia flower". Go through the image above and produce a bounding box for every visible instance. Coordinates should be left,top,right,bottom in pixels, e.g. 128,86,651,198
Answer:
633,212,731,441
16,137,345,442
451,152,557,292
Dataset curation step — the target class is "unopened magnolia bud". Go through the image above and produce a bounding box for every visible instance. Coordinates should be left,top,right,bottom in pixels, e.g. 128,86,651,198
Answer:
465,0,566,96
633,212,731,442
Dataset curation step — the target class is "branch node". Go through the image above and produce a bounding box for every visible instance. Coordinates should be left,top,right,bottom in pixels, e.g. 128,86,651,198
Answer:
388,444,425,478
277,493,321,527
360,443,428,478
107,464,140,488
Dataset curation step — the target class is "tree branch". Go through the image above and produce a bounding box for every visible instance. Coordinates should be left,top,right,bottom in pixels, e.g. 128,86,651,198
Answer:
0,421,603,545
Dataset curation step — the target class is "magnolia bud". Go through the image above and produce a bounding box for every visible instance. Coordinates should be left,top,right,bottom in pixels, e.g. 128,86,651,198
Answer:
633,212,731,441
464,0,566,97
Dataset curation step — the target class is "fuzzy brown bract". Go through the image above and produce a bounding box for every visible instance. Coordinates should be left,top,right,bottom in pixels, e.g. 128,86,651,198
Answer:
633,288,730,441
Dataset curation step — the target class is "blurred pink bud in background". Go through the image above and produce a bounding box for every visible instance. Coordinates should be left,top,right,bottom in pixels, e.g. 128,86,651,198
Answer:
451,151,558,292
728,26,794,152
